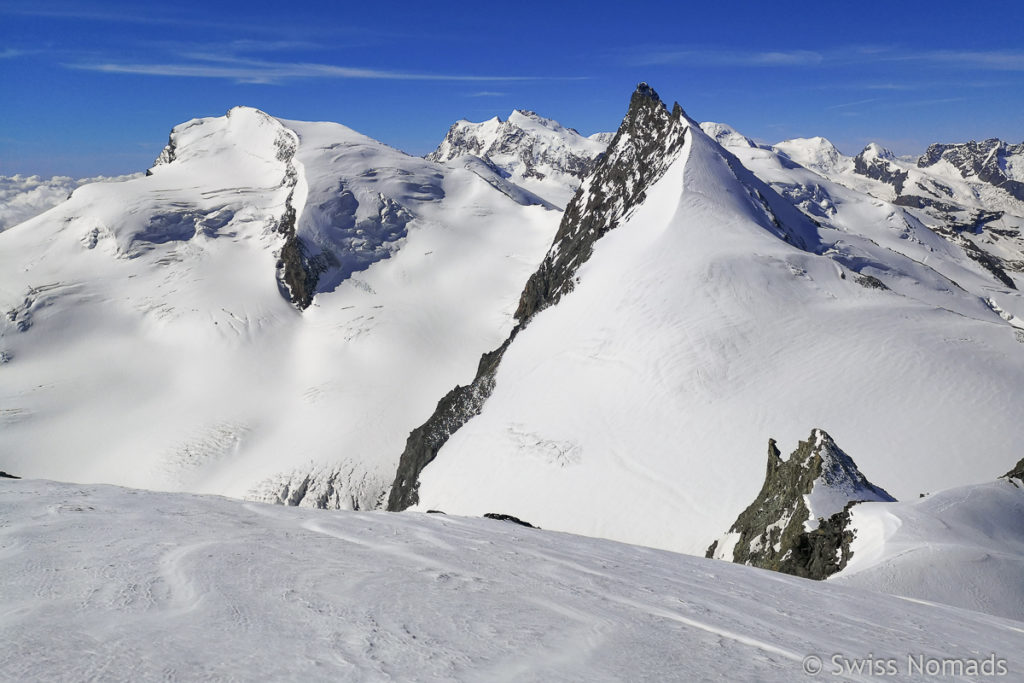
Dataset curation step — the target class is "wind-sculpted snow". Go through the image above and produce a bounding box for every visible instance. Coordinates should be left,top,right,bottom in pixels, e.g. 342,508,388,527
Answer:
834,476,1024,622
3,479,1022,681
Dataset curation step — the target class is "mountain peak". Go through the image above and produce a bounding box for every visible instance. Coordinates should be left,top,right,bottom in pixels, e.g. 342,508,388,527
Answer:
426,108,609,208
632,81,661,103
860,142,895,160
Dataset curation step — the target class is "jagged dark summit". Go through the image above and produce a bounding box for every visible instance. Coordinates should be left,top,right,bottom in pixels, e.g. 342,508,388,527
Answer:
387,83,689,511
706,429,895,580
1003,457,1024,484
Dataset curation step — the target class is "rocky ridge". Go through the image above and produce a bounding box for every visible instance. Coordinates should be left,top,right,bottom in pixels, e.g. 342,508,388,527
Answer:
919,139,1024,203
706,429,895,580
427,109,608,207
387,83,689,511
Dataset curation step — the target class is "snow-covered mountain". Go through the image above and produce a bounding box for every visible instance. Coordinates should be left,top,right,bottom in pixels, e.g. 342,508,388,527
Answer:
427,109,609,208
756,134,1024,290
4,477,1021,681
0,106,562,509
397,84,1024,561
3,86,1024,598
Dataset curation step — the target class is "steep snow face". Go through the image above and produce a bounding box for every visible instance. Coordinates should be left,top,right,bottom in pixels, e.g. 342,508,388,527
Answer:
4,478,1023,682
414,96,1024,556
0,173,143,232
0,107,561,508
834,477,1024,622
427,109,609,208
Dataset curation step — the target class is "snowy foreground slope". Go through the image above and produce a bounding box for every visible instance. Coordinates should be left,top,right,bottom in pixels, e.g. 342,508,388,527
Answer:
834,475,1024,622
0,107,559,507
409,86,1024,556
3,478,1021,682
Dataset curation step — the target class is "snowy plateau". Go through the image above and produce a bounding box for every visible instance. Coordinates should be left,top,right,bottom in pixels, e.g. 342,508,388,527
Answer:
2,83,1024,680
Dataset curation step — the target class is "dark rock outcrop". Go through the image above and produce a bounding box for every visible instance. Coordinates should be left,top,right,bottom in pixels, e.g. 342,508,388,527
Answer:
919,139,1024,203
853,145,908,195
387,83,689,511
1003,457,1024,483
515,84,688,321
0,471,20,479
706,429,895,580
387,333,516,511
483,513,537,528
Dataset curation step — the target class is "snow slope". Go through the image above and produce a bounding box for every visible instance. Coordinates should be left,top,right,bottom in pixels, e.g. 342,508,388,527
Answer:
0,107,560,508
833,477,1024,622
414,94,1024,556
0,173,141,232
3,477,1021,681
428,110,608,208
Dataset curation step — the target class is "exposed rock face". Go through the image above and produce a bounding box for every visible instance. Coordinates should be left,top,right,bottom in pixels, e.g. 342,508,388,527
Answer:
919,139,1024,202
387,83,689,511
483,513,537,528
427,109,609,207
706,429,895,580
387,335,514,511
853,144,908,195
516,84,688,321
267,123,322,310
1003,457,1024,484
428,109,606,183
148,134,177,172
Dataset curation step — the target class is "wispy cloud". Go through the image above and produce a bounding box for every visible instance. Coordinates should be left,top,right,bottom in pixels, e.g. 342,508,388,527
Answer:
631,48,824,67
66,55,582,85
466,91,508,97
0,6,280,33
624,45,1024,72
891,96,967,107
0,48,28,59
909,50,1024,71
826,97,882,110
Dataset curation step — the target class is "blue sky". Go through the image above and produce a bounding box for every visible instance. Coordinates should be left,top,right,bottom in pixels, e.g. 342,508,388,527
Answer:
2,0,1022,177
